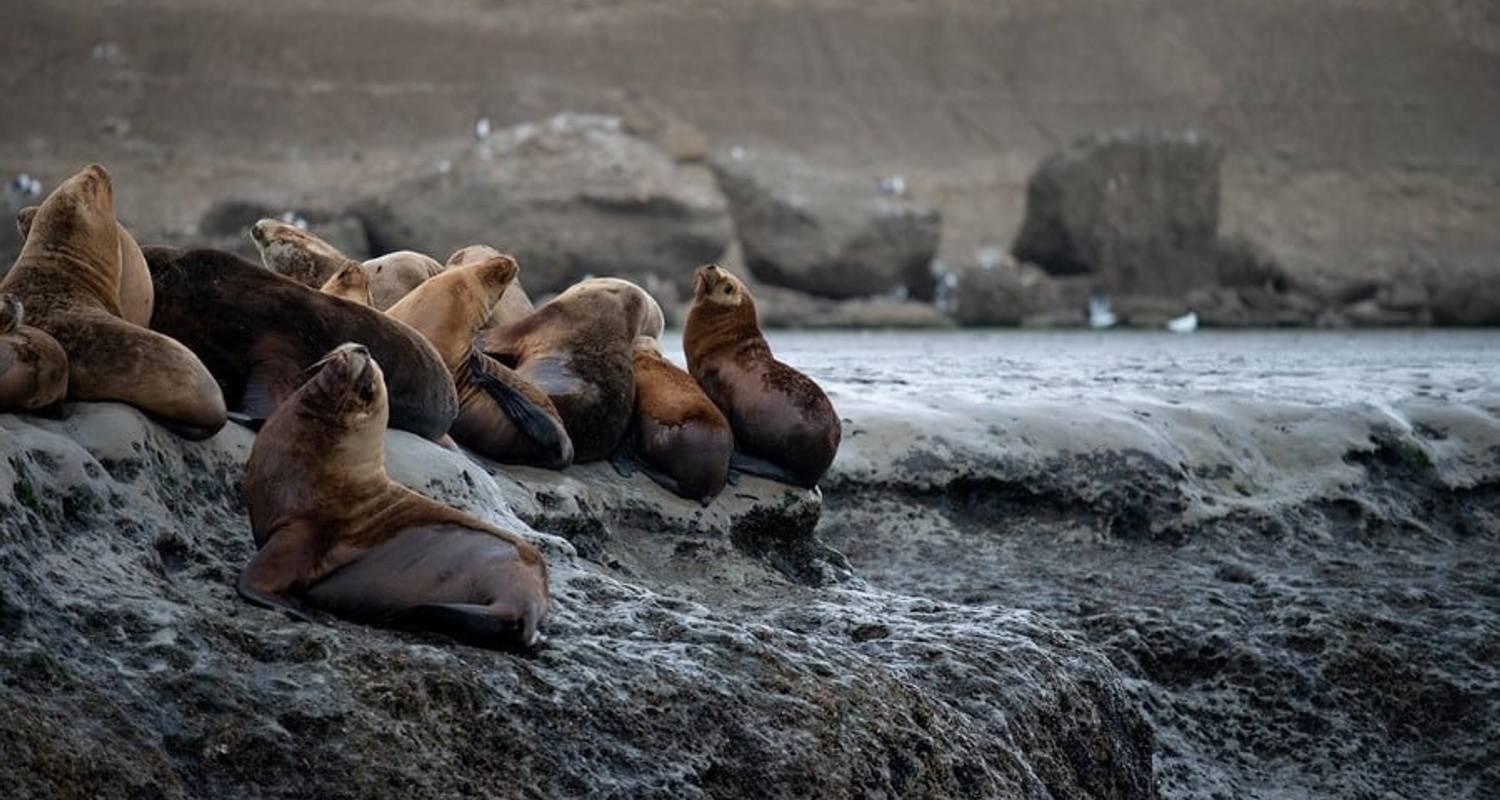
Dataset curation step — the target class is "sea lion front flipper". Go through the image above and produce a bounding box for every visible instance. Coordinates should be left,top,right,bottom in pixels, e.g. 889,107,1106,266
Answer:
387,602,540,651
729,450,810,488
468,352,567,452
237,520,321,624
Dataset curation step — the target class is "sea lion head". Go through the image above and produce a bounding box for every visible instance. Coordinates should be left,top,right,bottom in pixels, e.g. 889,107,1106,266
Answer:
467,253,519,298
555,277,665,338
15,206,38,240
250,218,351,286
298,342,388,435
0,294,22,333
22,164,119,270
692,264,750,310
320,261,373,306
445,243,503,269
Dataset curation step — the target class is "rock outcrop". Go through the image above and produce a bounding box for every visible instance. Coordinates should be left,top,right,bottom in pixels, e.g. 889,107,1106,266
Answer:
354,114,733,296
711,147,942,301
0,402,1156,799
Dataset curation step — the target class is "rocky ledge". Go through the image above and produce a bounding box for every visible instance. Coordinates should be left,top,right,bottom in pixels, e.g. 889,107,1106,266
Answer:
818,390,1500,798
0,403,1154,799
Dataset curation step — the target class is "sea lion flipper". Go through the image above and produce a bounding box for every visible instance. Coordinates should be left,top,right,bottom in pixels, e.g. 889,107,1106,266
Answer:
238,520,321,624
468,352,567,452
387,602,539,650
241,357,303,420
729,450,812,488
608,430,639,478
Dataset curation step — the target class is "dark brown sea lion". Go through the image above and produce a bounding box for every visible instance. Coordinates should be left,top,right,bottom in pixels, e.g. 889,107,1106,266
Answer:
385,251,572,468
18,205,150,327
320,260,373,306
683,264,840,488
1,165,226,438
145,245,457,441
612,335,732,503
0,293,68,413
238,342,549,649
478,277,664,463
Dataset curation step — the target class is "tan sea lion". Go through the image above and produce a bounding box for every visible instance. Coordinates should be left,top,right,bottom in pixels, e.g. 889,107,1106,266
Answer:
146,245,458,441
252,219,441,310
238,342,549,649
19,206,152,327
320,260,373,306
446,244,534,327
385,252,572,468
1,165,226,438
0,294,68,413
612,335,732,503
478,277,664,463
683,264,840,488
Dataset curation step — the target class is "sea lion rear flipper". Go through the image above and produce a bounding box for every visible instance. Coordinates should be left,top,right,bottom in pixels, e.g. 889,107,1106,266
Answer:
387,602,540,651
468,352,566,452
729,450,810,488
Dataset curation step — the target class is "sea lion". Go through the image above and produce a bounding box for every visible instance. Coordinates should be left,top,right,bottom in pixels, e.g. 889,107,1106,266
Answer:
146,245,457,441
238,342,549,649
363,250,444,310
1,165,226,438
446,244,534,327
252,219,441,310
683,264,840,488
19,206,153,328
320,260,373,306
478,277,664,463
0,293,68,413
612,335,733,503
385,252,572,468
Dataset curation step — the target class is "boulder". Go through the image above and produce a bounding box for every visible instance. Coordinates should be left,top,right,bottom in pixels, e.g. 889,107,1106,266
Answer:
0,402,1155,798
710,147,942,301
355,114,733,296
1014,129,1224,296
940,250,1063,326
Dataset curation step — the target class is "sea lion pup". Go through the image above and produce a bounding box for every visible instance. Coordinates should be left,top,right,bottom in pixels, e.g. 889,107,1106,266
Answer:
683,264,840,488
446,244,534,327
385,252,572,468
319,260,373,306
146,245,457,441
19,206,155,330
1,165,226,438
251,219,442,310
478,277,665,463
612,335,732,503
238,343,549,649
0,294,68,413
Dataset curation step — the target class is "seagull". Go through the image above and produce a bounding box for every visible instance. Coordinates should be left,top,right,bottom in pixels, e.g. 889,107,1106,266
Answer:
1166,311,1199,333
1088,293,1117,329
278,210,309,230
878,175,906,196
474,117,491,142
7,173,42,201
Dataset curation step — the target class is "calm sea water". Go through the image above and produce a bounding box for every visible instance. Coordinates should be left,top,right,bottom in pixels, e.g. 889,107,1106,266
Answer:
657,329,1500,407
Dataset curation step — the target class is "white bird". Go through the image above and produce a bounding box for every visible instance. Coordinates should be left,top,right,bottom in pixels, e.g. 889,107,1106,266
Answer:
1088,293,1117,329
279,210,309,230
1166,311,1199,333
474,117,492,142
878,175,906,196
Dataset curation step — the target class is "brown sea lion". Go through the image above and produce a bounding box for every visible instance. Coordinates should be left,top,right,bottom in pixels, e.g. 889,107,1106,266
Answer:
478,278,664,463
0,294,68,413
320,260,373,306
146,245,457,441
683,264,840,488
19,206,154,329
612,335,732,503
238,342,549,649
446,244,534,327
385,252,572,468
1,165,226,438
252,219,441,310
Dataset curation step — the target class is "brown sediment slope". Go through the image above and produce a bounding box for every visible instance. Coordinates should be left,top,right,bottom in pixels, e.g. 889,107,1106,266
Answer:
2,0,1497,290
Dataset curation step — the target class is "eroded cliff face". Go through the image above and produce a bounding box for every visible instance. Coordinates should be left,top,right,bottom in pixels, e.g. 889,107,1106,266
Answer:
0,403,1156,799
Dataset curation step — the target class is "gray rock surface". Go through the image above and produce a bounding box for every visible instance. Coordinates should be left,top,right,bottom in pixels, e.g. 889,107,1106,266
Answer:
817,387,1500,799
0,402,1155,799
711,147,942,301
1013,130,1225,297
355,114,733,296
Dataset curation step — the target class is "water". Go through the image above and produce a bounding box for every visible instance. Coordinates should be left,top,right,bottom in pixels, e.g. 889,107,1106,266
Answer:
661,329,1500,407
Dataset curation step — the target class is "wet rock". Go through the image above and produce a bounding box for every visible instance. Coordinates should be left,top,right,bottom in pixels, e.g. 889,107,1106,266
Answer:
1014,129,1225,296
711,146,941,301
355,113,732,296
0,402,1155,799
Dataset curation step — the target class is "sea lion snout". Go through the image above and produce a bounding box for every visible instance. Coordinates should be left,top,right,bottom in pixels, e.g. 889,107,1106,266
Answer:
250,218,278,247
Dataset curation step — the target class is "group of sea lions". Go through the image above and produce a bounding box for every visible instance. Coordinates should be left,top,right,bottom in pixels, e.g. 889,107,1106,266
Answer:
0,164,841,650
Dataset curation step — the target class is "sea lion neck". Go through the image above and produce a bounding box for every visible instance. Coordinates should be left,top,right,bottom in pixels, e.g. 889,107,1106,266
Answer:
684,296,758,365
